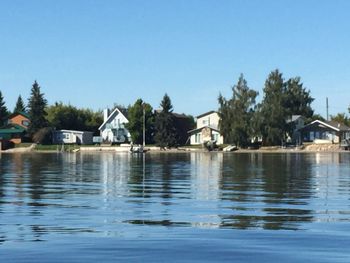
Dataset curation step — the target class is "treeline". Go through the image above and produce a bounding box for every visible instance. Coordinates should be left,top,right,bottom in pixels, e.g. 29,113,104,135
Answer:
0,81,103,139
125,94,195,147
218,69,349,147
0,81,194,146
2,71,350,147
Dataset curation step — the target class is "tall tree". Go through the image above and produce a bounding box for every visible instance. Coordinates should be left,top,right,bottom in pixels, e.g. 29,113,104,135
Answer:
0,91,9,126
27,81,48,135
331,113,350,126
258,69,287,146
154,94,177,147
46,102,103,135
284,77,314,119
125,99,155,144
14,95,26,113
218,74,258,147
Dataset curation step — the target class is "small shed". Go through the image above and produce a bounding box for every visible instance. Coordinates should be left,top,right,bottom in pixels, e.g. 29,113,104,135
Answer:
52,130,94,145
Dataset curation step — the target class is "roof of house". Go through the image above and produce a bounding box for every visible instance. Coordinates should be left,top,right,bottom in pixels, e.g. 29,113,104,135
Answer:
98,107,128,130
301,119,350,132
8,111,30,119
0,124,26,134
196,111,217,119
173,113,189,119
187,125,221,134
53,129,94,134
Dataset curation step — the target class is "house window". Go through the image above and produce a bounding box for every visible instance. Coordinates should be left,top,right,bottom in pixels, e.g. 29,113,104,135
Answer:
195,133,201,143
22,120,29,127
212,133,218,142
63,133,70,140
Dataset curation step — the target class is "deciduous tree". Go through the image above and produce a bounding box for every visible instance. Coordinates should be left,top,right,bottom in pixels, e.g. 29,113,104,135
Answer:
46,102,102,135
125,99,154,144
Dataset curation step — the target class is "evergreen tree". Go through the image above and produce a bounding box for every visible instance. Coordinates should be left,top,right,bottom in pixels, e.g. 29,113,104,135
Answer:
27,81,48,135
154,94,177,147
331,113,350,126
218,74,258,147
14,95,26,113
284,77,314,119
0,90,9,126
259,69,287,146
125,99,155,144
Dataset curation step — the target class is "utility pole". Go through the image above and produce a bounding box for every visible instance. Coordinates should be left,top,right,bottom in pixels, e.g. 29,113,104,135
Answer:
143,104,146,148
326,97,329,121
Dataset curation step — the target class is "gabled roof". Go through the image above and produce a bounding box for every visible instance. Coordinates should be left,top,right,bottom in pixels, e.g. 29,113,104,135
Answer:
196,110,217,119
8,111,30,119
0,124,26,134
98,107,128,130
301,119,350,132
188,125,221,134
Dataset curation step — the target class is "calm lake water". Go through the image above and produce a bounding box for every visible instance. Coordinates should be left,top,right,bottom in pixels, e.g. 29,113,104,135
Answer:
1,152,350,262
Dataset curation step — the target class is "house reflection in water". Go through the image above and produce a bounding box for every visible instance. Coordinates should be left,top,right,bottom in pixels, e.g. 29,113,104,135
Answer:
190,152,223,228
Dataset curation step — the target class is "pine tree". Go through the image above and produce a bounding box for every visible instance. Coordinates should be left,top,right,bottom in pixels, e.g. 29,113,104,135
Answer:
27,81,48,135
218,74,258,147
14,95,26,113
284,77,314,119
154,94,177,148
259,69,287,146
0,90,9,126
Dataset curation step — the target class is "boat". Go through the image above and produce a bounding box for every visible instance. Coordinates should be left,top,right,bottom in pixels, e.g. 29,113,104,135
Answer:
223,145,238,152
130,144,146,153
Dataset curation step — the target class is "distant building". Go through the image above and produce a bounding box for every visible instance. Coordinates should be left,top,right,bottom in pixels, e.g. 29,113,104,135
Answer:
52,130,94,145
0,112,30,145
300,120,350,144
188,111,224,145
98,108,131,143
7,111,30,129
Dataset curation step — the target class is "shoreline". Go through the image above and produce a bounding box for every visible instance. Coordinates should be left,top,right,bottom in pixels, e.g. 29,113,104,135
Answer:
1,145,349,154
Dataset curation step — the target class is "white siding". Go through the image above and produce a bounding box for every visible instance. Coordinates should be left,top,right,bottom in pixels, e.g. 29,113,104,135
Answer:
196,112,220,129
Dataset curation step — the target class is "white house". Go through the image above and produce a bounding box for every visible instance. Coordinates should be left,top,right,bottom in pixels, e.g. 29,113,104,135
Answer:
188,111,224,145
52,130,94,145
98,108,131,143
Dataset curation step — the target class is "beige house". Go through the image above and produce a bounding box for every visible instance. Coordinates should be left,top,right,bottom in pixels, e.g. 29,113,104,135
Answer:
188,111,224,145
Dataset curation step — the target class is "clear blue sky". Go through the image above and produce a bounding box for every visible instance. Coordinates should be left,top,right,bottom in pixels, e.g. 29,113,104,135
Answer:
1,0,349,117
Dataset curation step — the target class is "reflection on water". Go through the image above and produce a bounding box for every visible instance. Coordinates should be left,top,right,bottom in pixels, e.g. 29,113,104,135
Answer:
1,152,350,260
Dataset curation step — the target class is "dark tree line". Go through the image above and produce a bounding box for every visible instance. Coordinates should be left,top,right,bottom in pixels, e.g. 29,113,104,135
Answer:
126,94,195,147
219,69,315,146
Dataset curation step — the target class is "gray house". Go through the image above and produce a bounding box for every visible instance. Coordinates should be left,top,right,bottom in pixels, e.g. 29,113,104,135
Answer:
300,120,350,144
52,130,94,145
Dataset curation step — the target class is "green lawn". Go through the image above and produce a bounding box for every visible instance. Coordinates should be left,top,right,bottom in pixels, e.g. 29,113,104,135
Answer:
34,144,80,151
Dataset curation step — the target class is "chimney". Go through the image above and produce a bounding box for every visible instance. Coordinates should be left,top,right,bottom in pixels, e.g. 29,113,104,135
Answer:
103,109,109,122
